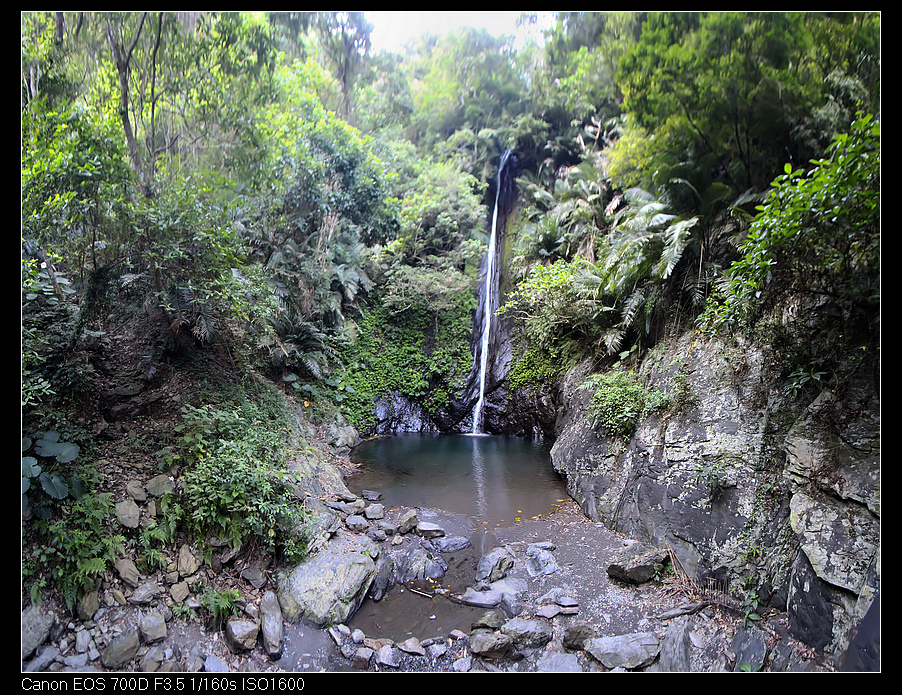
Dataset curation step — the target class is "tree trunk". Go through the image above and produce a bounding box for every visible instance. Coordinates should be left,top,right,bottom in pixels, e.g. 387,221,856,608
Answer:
106,14,151,196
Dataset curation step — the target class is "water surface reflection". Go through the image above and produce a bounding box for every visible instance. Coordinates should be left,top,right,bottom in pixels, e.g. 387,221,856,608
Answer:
347,433,568,527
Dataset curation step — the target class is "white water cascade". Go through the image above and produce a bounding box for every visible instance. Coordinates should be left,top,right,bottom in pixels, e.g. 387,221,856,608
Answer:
472,150,513,434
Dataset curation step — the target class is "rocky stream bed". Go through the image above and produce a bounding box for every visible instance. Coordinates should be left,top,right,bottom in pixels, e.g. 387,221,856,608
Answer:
22,471,839,676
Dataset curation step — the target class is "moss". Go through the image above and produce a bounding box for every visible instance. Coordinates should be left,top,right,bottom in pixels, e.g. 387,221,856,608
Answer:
338,290,475,432
580,368,670,439
507,345,564,392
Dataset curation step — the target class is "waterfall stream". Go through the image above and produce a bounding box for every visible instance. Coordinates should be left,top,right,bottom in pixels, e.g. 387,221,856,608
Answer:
471,150,513,434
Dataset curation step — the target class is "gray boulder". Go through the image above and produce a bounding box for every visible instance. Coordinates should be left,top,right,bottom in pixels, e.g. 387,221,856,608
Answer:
260,591,284,659
277,530,379,626
225,618,259,652
584,632,660,670
101,629,140,669
475,546,514,582
22,604,55,660
501,617,553,649
469,629,512,659
607,541,669,584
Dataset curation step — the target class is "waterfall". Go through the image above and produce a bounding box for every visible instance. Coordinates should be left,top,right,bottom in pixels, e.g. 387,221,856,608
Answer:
472,150,513,434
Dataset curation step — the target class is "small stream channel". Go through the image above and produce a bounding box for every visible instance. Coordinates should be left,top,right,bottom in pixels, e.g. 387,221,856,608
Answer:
341,433,570,643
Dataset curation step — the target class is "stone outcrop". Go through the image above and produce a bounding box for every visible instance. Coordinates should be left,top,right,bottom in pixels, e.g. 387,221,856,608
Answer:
549,331,879,665
277,530,380,626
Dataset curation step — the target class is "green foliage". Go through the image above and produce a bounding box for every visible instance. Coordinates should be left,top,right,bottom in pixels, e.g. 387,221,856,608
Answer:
22,431,86,519
173,388,313,563
499,259,599,358
705,114,880,333
409,26,527,172
620,12,879,196
579,369,669,439
202,587,244,626
29,493,125,612
394,159,487,260
338,294,475,432
21,98,132,269
507,344,566,392
741,591,763,629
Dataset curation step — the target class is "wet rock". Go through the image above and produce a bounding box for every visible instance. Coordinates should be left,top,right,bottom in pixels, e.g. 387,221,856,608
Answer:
368,553,394,601
393,543,447,583
434,536,470,553
416,521,445,539
399,509,418,534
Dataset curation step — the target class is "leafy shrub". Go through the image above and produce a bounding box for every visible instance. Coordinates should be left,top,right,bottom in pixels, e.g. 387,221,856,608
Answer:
28,493,125,611
172,389,312,563
580,369,669,439
22,431,87,519
202,587,243,627
706,113,880,332
181,450,311,563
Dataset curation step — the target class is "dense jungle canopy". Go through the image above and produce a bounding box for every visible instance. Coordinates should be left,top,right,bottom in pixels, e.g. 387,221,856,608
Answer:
21,12,879,611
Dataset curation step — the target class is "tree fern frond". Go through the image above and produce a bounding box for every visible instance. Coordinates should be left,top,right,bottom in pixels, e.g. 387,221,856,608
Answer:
620,286,647,330
601,327,625,355
655,217,699,279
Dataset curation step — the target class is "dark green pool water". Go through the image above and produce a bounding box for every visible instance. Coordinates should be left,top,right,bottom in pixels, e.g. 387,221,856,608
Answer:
346,433,569,527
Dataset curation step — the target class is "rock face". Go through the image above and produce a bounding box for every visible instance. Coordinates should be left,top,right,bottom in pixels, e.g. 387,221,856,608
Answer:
549,331,880,665
277,530,380,626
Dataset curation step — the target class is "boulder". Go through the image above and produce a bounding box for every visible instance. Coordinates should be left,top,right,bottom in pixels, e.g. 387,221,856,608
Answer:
501,617,553,649
225,618,259,652
607,541,669,584
22,604,55,660
277,530,379,626
260,591,284,659
584,632,660,670
475,546,514,582
469,629,512,659
101,629,140,669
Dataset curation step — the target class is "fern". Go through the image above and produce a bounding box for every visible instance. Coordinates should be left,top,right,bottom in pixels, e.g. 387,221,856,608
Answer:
655,217,699,279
